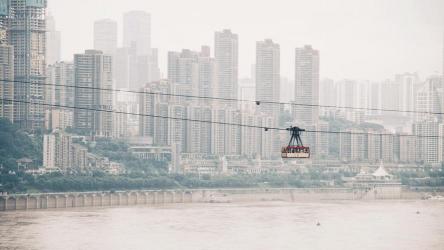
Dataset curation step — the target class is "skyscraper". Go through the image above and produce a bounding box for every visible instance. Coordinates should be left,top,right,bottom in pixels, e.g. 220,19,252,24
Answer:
0,6,13,122
94,19,117,55
319,79,336,116
121,11,158,91
293,45,320,126
74,50,113,137
415,79,441,122
0,0,47,130
46,12,60,65
168,47,216,103
46,62,74,107
381,79,400,112
168,49,199,101
123,11,150,56
255,39,280,159
188,106,212,154
413,118,440,164
167,47,217,153
0,42,14,122
115,47,131,89
196,46,216,102
255,39,280,117
215,29,238,103
396,72,419,117
139,80,170,145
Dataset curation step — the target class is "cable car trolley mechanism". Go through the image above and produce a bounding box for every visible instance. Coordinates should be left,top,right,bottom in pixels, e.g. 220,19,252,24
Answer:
281,126,310,159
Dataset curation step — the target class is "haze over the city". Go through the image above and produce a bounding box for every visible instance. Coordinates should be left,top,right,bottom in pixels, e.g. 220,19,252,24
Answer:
1,1,444,249
49,0,444,80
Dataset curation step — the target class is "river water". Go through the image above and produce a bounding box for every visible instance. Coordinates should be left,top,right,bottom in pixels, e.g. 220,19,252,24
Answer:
1,201,443,250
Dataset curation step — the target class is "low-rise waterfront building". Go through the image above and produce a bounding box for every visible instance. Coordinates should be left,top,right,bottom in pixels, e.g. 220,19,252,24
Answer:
129,145,172,161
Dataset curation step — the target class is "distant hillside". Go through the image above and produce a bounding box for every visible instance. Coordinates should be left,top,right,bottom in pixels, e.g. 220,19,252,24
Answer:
0,118,42,171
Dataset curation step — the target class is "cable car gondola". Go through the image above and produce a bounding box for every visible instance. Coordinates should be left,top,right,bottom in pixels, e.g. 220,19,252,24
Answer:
281,126,310,159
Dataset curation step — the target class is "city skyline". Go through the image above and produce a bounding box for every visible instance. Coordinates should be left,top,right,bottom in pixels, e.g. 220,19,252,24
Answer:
48,0,444,81
0,0,443,167
2,3,444,249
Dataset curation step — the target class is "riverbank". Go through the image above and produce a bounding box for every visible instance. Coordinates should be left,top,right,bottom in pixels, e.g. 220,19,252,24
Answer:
0,187,440,212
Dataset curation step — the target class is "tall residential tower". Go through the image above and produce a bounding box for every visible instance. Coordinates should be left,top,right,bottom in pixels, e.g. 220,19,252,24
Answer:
293,45,320,126
74,50,113,137
94,19,118,55
123,11,150,56
0,30,13,122
215,29,238,104
255,39,280,117
0,0,47,129
46,12,61,65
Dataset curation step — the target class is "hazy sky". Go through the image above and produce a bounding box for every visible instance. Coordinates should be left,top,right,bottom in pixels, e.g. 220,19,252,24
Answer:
49,0,444,81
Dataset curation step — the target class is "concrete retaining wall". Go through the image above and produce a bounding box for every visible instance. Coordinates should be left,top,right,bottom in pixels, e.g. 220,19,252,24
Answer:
0,186,421,212
0,190,194,212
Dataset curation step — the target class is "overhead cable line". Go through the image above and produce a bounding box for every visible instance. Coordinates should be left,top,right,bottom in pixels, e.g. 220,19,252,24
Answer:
0,98,441,139
0,79,441,116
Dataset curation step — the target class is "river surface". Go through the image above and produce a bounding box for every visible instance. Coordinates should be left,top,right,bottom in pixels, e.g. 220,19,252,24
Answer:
1,201,444,250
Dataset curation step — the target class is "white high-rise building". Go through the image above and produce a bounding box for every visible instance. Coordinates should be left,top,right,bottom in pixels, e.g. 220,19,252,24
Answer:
413,118,440,164
415,79,441,122
240,112,261,158
316,121,330,159
196,46,217,103
212,108,228,156
115,47,131,89
94,19,117,55
367,132,381,163
356,81,369,111
139,80,170,145
439,124,444,163
239,78,255,111
147,48,161,83
396,73,419,117
255,39,280,118
46,12,61,65
188,106,212,154
226,109,241,156
335,79,365,122
215,29,238,104
259,115,276,159
293,45,319,126
74,50,113,137
168,105,188,152
122,11,158,91
368,82,381,116
211,107,241,156
43,133,56,169
255,39,280,159
43,131,72,170
319,79,336,116
339,128,366,162
381,132,394,163
46,62,74,107
168,48,216,105
381,79,400,112
397,133,416,163
123,11,151,56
